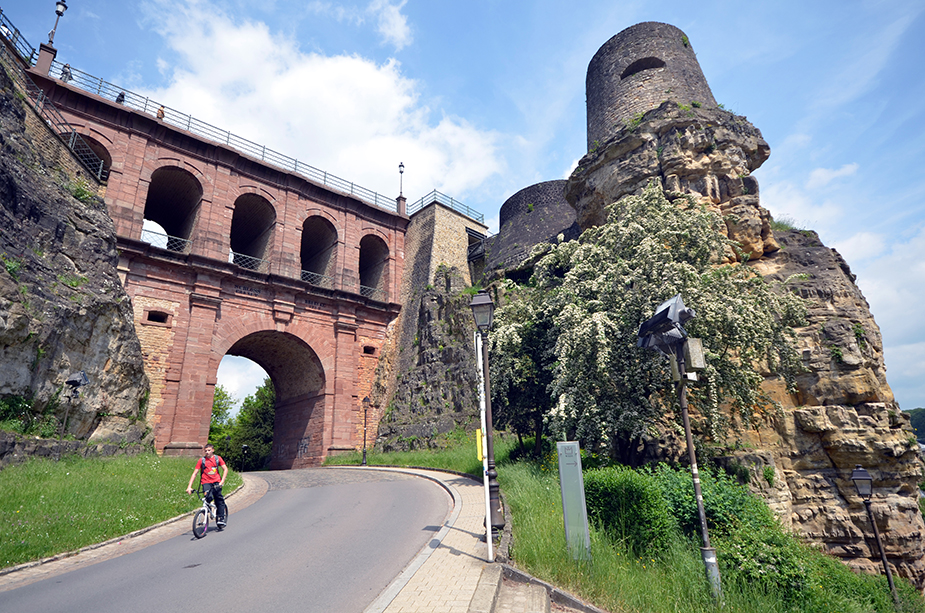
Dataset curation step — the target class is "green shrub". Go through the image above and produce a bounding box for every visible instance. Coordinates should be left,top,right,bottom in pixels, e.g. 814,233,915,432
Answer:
644,463,775,537
583,466,676,555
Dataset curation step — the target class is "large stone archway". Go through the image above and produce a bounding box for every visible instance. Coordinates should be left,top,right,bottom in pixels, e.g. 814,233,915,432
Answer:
225,330,327,468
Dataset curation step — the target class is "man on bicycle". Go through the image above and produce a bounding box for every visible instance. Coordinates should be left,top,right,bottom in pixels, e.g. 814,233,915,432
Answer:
186,443,228,528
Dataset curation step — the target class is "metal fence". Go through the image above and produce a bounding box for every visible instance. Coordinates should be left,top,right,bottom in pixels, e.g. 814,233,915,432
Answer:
0,45,105,179
300,270,336,289
141,229,192,254
48,58,399,212
407,189,484,224
359,285,386,301
0,9,37,67
231,251,269,273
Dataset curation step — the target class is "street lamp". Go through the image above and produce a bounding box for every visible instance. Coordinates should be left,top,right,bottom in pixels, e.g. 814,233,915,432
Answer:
851,465,899,606
362,396,370,466
48,1,68,45
470,289,504,531
398,162,404,197
637,295,720,599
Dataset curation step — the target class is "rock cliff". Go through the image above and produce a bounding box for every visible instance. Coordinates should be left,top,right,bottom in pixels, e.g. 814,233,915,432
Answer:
565,102,925,587
0,63,150,448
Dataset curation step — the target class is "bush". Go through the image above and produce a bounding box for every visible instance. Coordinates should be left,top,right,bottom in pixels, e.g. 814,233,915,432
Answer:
584,466,676,555
644,462,775,537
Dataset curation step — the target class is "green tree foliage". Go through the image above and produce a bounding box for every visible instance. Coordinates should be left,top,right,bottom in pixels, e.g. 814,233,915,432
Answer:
207,384,237,448
490,182,806,458
212,377,276,471
905,408,925,443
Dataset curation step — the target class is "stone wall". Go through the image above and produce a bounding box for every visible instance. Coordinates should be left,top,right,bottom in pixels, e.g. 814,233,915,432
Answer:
586,22,717,150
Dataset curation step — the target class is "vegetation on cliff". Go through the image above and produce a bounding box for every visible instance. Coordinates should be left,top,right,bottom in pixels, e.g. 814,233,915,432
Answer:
490,183,806,460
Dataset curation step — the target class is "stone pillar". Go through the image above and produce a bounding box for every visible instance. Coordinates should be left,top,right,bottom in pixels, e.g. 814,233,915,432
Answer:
163,284,222,454
397,194,407,217
34,43,57,76
328,308,359,456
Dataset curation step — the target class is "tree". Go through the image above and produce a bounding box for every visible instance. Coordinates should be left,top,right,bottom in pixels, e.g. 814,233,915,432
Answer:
214,377,276,471
208,384,237,448
490,182,805,460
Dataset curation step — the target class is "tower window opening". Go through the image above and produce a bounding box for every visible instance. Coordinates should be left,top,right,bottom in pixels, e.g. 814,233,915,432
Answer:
621,57,666,80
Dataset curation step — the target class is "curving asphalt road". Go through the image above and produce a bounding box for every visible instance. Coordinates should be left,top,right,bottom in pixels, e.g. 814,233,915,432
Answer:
0,468,451,613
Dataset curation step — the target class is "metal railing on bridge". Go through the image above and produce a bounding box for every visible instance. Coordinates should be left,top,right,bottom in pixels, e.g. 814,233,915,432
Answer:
231,251,270,273
140,229,192,253
0,9,37,67
0,42,105,180
48,58,399,213
300,270,336,289
407,190,484,224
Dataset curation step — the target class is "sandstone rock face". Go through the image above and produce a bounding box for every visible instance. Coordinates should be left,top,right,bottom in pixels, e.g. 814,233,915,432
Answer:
566,102,777,262
373,266,482,450
0,63,149,445
565,102,925,586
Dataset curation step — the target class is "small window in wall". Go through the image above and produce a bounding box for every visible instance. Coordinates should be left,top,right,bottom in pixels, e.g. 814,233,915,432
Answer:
363,346,376,355
143,310,171,326
621,57,666,80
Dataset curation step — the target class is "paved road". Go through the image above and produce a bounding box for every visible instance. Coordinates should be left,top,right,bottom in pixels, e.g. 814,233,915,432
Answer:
0,468,451,613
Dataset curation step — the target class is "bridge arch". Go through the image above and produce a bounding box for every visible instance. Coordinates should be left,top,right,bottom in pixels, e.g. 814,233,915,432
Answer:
358,233,390,299
224,330,329,468
230,193,276,271
301,214,339,287
143,166,203,252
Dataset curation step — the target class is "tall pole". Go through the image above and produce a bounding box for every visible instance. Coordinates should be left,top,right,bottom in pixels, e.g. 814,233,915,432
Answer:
362,399,369,466
481,328,505,531
864,499,899,606
677,342,721,599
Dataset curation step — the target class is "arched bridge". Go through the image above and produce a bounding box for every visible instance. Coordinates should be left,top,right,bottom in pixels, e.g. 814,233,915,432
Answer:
25,55,406,467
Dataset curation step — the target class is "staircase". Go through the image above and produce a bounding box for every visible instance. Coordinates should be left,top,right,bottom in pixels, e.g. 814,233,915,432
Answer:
468,565,606,613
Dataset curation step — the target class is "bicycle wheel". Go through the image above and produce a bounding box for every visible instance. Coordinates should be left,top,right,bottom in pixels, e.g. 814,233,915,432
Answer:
192,509,208,539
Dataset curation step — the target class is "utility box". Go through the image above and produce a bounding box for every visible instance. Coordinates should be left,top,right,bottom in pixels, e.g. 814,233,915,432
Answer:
685,337,705,371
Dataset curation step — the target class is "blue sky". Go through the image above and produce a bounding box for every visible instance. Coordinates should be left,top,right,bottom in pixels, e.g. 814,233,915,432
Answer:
7,0,924,413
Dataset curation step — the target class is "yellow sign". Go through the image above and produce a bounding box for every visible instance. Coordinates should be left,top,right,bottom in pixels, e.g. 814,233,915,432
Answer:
476,429,484,461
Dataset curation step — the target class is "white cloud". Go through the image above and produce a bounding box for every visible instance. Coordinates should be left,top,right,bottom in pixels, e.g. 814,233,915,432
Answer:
758,180,841,235
137,0,499,199
216,356,268,415
368,0,412,51
806,163,859,190
830,231,886,263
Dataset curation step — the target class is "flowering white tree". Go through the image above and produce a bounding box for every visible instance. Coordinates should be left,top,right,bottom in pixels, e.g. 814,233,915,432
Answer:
490,182,805,458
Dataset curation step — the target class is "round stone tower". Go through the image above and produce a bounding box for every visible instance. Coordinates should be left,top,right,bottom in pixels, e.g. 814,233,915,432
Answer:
586,22,717,150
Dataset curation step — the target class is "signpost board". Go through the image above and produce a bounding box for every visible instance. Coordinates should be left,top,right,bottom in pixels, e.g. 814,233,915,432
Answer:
556,441,591,561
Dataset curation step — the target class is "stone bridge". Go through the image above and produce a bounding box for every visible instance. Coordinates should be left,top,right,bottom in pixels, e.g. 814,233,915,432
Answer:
26,53,406,468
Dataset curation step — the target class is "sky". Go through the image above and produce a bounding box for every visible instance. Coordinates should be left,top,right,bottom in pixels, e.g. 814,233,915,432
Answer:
6,0,924,414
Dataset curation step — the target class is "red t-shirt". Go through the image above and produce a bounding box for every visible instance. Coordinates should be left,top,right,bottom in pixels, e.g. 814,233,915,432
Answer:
196,455,225,484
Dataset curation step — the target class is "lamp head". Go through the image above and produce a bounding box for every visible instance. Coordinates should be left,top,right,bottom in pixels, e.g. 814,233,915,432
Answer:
851,464,873,500
399,162,404,175
55,1,68,17
363,396,370,409
469,290,494,333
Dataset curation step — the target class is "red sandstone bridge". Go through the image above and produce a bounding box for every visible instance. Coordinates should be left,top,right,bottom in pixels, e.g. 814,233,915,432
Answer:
1,19,430,467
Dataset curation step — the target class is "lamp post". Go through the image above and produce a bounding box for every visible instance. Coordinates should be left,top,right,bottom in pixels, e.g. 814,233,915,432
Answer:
48,0,68,45
637,295,720,599
362,396,370,466
58,370,89,460
470,289,505,531
851,465,899,607
398,162,404,197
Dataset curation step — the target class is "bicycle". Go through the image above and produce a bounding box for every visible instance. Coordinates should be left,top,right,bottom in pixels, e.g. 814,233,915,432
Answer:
192,486,222,538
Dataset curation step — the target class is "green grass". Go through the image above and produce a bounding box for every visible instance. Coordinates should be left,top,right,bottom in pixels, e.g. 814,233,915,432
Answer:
0,454,242,569
324,429,519,477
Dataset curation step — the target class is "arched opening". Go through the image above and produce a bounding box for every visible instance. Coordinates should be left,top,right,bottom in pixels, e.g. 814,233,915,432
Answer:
358,234,389,300
300,216,338,288
621,56,666,80
64,133,112,181
223,331,326,469
142,166,203,253
230,193,276,272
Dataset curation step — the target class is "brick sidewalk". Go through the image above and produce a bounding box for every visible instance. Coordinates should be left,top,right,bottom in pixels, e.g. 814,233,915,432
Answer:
361,468,493,613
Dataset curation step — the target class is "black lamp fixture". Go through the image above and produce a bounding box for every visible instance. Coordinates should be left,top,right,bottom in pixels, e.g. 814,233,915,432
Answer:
398,162,404,197
48,0,68,45
851,464,899,606
469,289,504,532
